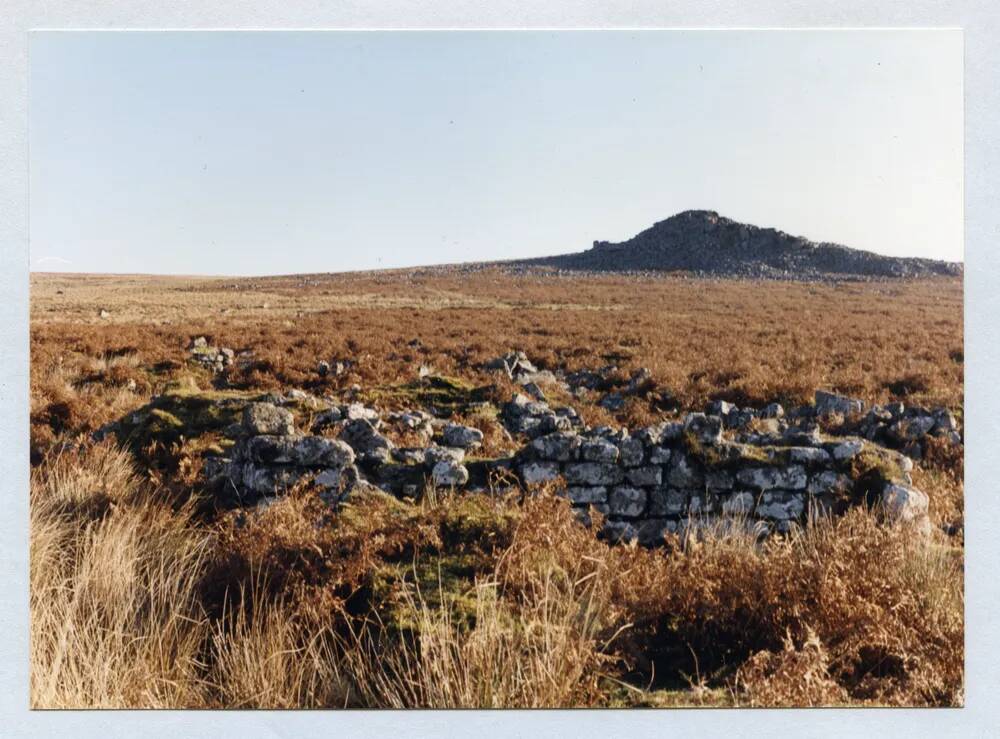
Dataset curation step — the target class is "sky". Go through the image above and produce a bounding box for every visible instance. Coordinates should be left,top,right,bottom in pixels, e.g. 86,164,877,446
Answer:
29,30,963,275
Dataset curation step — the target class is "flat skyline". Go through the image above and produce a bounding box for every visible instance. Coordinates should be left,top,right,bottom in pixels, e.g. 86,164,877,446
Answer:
30,30,963,275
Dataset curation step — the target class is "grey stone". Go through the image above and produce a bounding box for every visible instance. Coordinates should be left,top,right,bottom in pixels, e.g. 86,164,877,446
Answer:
343,403,380,423
625,465,662,487
243,403,295,436
291,436,356,467
705,469,735,492
617,437,645,466
424,446,466,467
339,419,394,464
519,461,561,486
648,446,673,464
312,407,343,429
831,439,864,461
782,426,823,446
608,486,647,518
707,400,734,417
601,519,638,544
932,409,959,434
684,413,723,445
431,460,469,487
815,390,864,416
564,462,624,486
581,437,620,463
637,518,677,547
761,402,785,419
788,447,832,465
666,455,703,487
736,465,807,491
808,470,852,496
240,463,305,495
648,487,688,517
689,493,719,515
636,422,682,446
442,423,484,450
393,447,427,465
566,486,608,505
755,491,805,521
881,483,929,525
722,491,756,516
522,381,546,401
599,393,625,411
530,432,582,461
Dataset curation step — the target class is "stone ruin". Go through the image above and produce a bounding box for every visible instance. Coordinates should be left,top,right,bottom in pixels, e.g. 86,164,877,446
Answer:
100,346,959,546
186,389,942,547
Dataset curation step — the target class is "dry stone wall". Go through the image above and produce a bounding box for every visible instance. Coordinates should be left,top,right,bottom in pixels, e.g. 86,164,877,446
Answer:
203,389,929,547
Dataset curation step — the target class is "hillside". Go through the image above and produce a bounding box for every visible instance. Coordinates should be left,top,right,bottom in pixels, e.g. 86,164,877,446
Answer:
514,210,962,280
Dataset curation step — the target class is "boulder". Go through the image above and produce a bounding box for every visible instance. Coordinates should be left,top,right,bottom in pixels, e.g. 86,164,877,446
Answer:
881,483,930,525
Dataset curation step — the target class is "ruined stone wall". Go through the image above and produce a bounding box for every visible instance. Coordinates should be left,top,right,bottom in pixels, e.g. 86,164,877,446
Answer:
511,412,925,545
201,394,928,548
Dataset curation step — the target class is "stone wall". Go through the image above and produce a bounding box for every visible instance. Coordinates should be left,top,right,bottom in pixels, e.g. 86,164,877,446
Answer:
203,390,929,547
510,411,926,545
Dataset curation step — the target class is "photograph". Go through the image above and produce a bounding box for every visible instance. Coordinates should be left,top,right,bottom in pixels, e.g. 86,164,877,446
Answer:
28,29,964,709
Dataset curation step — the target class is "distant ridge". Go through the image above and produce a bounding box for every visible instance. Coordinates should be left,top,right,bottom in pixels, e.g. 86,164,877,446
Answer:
512,210,962,280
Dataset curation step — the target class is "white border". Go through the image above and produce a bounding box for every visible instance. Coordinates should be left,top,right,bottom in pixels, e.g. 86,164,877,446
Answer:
3,2,998,737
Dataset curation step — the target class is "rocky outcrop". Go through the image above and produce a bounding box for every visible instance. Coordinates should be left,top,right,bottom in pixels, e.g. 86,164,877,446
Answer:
513,210,962,280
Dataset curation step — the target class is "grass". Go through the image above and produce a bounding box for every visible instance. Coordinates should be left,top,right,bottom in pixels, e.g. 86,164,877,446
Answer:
28,269,964,708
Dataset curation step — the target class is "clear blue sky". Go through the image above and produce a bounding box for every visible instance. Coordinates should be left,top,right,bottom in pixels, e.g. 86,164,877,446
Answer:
29,30,962,275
